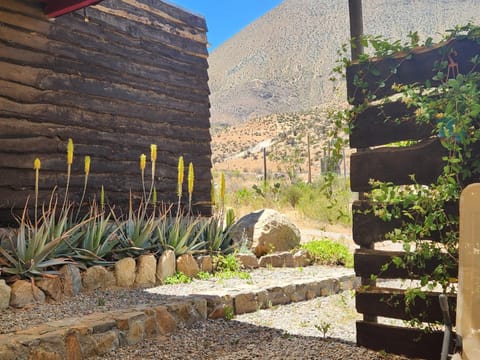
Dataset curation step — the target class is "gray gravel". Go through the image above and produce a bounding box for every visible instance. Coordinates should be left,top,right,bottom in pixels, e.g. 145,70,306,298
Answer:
94,290,407,360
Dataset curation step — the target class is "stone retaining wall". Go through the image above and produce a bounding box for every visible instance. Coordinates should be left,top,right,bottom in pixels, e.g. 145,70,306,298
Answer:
0,274,359,359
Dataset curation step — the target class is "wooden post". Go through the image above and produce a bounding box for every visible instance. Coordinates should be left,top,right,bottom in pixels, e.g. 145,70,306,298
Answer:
348,0,364,60
307,134,312,184
348,0,377,324
263,147,267,185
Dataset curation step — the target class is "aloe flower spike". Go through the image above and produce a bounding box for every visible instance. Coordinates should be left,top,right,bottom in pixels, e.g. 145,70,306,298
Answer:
34,158,41,225
188,162,194,213
63,138,74,210
76,155,91,220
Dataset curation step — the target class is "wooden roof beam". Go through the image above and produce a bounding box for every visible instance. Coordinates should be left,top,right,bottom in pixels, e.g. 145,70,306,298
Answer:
40,0,102,18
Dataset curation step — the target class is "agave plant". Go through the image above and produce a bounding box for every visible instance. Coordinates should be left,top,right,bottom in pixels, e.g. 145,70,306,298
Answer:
200,207,236,254
72,201,119,266
156,212,207,256
113,195,158,258
0,205,84,279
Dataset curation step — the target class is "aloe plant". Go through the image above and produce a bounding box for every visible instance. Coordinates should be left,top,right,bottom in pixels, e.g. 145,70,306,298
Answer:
156,213,207,256
113,196,158,258
200,208,235,254
72,201,119,266
0,205,84,279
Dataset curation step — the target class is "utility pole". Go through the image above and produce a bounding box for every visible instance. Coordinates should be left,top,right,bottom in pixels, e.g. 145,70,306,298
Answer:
307,134,312,184
263,147,267,185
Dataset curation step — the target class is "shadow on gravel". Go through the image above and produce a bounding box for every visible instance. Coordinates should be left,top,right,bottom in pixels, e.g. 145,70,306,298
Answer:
97,318,408,360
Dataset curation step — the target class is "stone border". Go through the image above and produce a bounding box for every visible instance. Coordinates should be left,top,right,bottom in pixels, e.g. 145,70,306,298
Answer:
0,274,359,359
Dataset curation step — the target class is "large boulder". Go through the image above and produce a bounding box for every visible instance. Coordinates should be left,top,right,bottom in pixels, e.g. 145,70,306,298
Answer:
230,209,301,257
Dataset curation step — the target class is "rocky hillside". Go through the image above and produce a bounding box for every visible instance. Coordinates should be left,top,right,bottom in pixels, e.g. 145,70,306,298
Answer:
211,107,346,180
208,0,480,125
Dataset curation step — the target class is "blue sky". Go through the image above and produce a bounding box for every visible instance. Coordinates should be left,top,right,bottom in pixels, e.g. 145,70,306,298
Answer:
169,0,283,51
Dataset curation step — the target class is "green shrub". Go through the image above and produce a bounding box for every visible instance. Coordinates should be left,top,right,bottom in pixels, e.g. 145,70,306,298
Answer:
164,272,192,285
301,239,353,268
212,253,251,280
213,253,241,272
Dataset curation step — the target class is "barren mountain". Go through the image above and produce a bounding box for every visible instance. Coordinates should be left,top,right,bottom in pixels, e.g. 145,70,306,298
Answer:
208,0,480,125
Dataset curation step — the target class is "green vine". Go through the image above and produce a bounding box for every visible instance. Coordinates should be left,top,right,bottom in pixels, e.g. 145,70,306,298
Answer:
324,24,480,326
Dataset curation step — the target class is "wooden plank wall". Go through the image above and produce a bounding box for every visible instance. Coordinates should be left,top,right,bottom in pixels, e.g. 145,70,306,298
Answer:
346,38,480,359
0,0,212,223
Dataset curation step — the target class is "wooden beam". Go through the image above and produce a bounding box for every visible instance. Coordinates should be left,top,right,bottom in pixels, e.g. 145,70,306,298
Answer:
349,100,433,148
356,287,456,324
347,38,480,105
356,321,445,360
354,248,458,279
42,0,102,18
350,138,446,192
352,200,459,247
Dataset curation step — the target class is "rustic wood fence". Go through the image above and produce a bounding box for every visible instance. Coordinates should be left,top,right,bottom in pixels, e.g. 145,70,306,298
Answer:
346,38,480,359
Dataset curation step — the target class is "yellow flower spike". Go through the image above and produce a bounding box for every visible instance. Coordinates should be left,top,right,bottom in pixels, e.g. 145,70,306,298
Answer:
153,187,157,204
140,154,146,171
33,158,41,170
220,172,225,207
177,156,184,198
84,156,91,175
188,162,194,195
150,144,157,162
33,157,41,224
67,138,74,165
210,180,216,206
100,185,105,211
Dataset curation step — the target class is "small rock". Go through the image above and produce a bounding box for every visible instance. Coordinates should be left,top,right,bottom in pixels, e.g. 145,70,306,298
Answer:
0,279,11,309
196,255,213,273
259,253,284,268
83,266,115,292
176,254,199,278
236,254,259,269
282,251,295,267
293,249,311,267
234,292,258,314
60,264,82,297
115,257,136,287
156,250,176,284
10,280,46,308
135,254,156,287
36,276,63,301
208,304,226,319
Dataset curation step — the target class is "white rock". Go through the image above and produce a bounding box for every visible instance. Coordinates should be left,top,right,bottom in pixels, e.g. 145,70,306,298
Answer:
115,257,136,287
0,279,11,309
135,254,156,287
156,250,176,284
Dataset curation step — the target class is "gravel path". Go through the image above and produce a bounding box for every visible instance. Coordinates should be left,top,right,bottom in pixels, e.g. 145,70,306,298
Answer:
94,292,407,360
